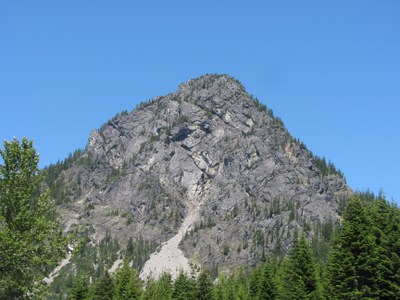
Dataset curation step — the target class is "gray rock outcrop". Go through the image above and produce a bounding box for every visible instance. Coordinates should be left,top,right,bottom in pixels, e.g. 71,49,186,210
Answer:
52,74,350,274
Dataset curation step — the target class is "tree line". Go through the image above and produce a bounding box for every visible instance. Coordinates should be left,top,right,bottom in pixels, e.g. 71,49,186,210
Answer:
68,193,400,300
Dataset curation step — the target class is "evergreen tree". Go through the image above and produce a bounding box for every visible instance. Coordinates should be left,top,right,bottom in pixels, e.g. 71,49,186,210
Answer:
141,277,158,300
219,273,239,300
172,271,196,300
157,272,173,300
141,273,173,300
70,274,89,300
213,275,226,300
281,234,321,300
327,196,381,299
123,268,142,299
386,202,400,299
90,271,114,300
258,260,277,300
225,283,236,300
114,261,130,299
248,266,261,299
0,138,69,298
114,260,142,300
367,194,400,299
196,270,213,300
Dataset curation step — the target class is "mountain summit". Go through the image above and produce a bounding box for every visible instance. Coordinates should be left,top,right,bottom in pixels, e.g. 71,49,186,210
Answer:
47,74,350,279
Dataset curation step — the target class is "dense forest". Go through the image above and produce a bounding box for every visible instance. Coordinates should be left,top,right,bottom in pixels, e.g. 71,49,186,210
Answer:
64,192,400,300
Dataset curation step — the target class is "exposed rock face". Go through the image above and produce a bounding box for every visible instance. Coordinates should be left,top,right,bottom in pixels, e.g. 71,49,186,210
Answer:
53,74,350,275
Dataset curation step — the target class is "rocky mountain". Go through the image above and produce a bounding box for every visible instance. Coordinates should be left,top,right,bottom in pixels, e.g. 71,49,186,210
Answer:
46,74,350,281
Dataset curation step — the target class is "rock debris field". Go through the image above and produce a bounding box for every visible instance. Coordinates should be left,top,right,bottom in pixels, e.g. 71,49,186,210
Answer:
140,199,202,280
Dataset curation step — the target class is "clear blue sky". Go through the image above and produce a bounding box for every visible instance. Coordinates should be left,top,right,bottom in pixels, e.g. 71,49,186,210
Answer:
1,1,399,203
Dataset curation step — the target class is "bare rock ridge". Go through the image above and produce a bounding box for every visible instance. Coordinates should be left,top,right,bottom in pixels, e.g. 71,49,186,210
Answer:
50,74,350,277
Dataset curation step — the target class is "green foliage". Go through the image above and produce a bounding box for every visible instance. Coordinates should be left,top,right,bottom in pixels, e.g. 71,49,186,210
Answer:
69,274,89,300
250,95,277,119
327,194,400,299
258,260,278,300
99,110,129,132
327,196,379,299
125,236,158,270
98,230,120,270
185,217,216,237
222,242,230,256
248,266,261,299
174,115,189,126
43,148,87,204
114,260,142,300
47,230,117,298
0,138,70,299
196,270,213,300
142,272,173,300
89,271,114,300
114,260,132,300
172,272,196,300
50,194,400,299
368,195,400,299
314,156,345,180
280,234,321,300
252,96,268,113
212,270,249,300
107,167,123,183
310,217,335,262
47,193,399,299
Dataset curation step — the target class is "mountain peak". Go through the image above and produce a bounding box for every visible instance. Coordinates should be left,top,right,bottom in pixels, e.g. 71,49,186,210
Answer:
176,73,246,105
47,74,350,279
178,73,243,90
